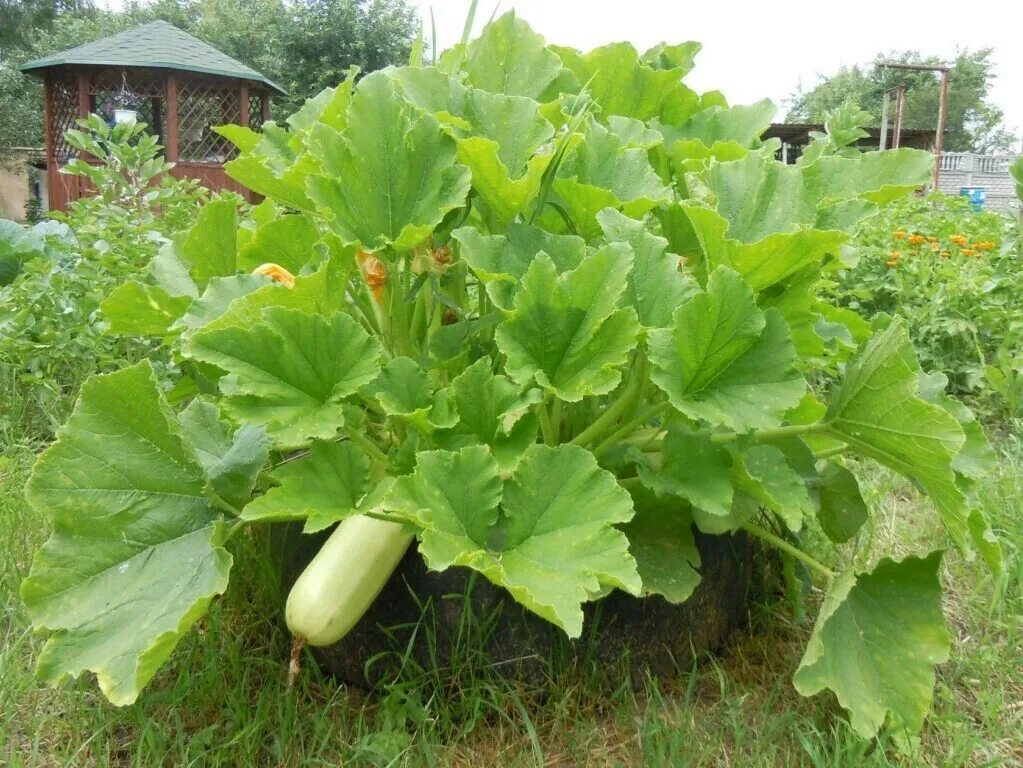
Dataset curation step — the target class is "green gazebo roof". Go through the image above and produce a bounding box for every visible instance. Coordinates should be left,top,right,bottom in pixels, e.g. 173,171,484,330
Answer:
18,20,286,95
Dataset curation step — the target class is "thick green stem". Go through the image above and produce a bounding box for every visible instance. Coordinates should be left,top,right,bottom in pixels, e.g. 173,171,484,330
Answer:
535,401,557,445
570,355,647,448
813,444,849,460
742,521,836,581
710,420,828,445
550,398,563,442
345,426,389,467
592,402,667,458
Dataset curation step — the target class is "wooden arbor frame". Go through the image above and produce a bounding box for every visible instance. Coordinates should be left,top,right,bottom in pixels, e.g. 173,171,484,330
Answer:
21,21,284,212
39,65,272,211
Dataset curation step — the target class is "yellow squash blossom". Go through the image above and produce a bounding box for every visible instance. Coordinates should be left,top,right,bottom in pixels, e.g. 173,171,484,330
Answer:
252,263,296,289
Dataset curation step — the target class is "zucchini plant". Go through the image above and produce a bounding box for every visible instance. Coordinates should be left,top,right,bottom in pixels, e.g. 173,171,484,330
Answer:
21,12,1001,744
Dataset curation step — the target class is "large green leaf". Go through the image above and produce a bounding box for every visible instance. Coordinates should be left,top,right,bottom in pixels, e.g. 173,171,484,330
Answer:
648,266,805,431
596,208,697,328
657,99,775,149
187,308,382,448
731,444,813,531
550,118,671,237
681,204,846,292
459,11,565,100
816,462,868,544
704,149,934,243
794,552,950,740
638,425,733,517
306,71,471,252
173,275,270,333
361,356,458,433
552,42,699,123
241,441,370,533
453,223,586,310
621,484,701,604
177,399,271,510
199,255,352,335
21,362,231,706
496,246,640,402
174,199,239,290
823,321,967,550
386,444,640,636
100,281,193,336
236,215,320,274
435,357,541,470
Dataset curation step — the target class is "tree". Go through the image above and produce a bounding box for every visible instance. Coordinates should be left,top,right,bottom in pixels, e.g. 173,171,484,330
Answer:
786,49,1015,153
281,0,419,114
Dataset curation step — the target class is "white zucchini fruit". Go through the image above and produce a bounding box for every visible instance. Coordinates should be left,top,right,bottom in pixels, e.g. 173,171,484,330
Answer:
285,515,414,646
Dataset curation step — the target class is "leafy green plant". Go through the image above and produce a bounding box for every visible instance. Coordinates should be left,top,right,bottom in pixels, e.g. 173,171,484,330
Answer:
0,115,208,445
18,12,1001,747
831,192,1019,406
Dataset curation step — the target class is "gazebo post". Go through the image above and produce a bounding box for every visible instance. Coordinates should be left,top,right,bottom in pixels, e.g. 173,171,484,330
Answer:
72,70,91,200
165,73,179,162
42,73,59,211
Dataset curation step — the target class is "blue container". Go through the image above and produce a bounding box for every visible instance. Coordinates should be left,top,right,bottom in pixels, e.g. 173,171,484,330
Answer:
959,186,987,211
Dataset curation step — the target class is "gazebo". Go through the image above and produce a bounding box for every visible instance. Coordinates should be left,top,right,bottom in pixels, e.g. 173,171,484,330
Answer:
19,20,285,211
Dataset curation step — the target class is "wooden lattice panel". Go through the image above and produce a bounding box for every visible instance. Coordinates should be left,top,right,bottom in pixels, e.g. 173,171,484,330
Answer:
248,91,263,130
177,77,241,163
49,74,79,163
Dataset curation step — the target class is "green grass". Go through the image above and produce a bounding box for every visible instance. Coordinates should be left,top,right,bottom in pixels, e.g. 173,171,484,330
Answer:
2,439,1021,767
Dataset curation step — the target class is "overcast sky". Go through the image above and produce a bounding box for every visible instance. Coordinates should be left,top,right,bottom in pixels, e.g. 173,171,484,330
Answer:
412,0,1023,147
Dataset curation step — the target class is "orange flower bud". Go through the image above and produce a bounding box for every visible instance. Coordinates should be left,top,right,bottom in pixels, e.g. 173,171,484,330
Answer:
252,262,296,288
893,230,906,239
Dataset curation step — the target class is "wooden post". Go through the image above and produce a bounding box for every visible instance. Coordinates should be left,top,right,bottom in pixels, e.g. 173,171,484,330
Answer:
879,90,890,150
933,68,951,189
165,73,179,162
72,70,91,201
239,82,249,129
892,84,905,149
42,73,60,211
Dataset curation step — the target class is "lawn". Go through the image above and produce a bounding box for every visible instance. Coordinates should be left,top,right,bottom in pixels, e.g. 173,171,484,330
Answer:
3,439,1020,767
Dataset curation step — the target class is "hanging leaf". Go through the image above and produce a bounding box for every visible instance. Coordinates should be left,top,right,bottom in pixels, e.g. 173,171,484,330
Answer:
242,441,371,533
178,399,271,510
823,321,967,550
21,362,232,706
794,552,950,741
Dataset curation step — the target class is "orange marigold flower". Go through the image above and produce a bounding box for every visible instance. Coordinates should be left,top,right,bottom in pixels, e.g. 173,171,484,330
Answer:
907,234,926,245
889,250,903,259
893,230,906,239
961,248,975,256
950,234,968,246
252,262,296,289
974,241,996,251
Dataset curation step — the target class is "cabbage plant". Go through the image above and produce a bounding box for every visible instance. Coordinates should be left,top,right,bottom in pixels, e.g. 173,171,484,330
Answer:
21,13,1001,744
